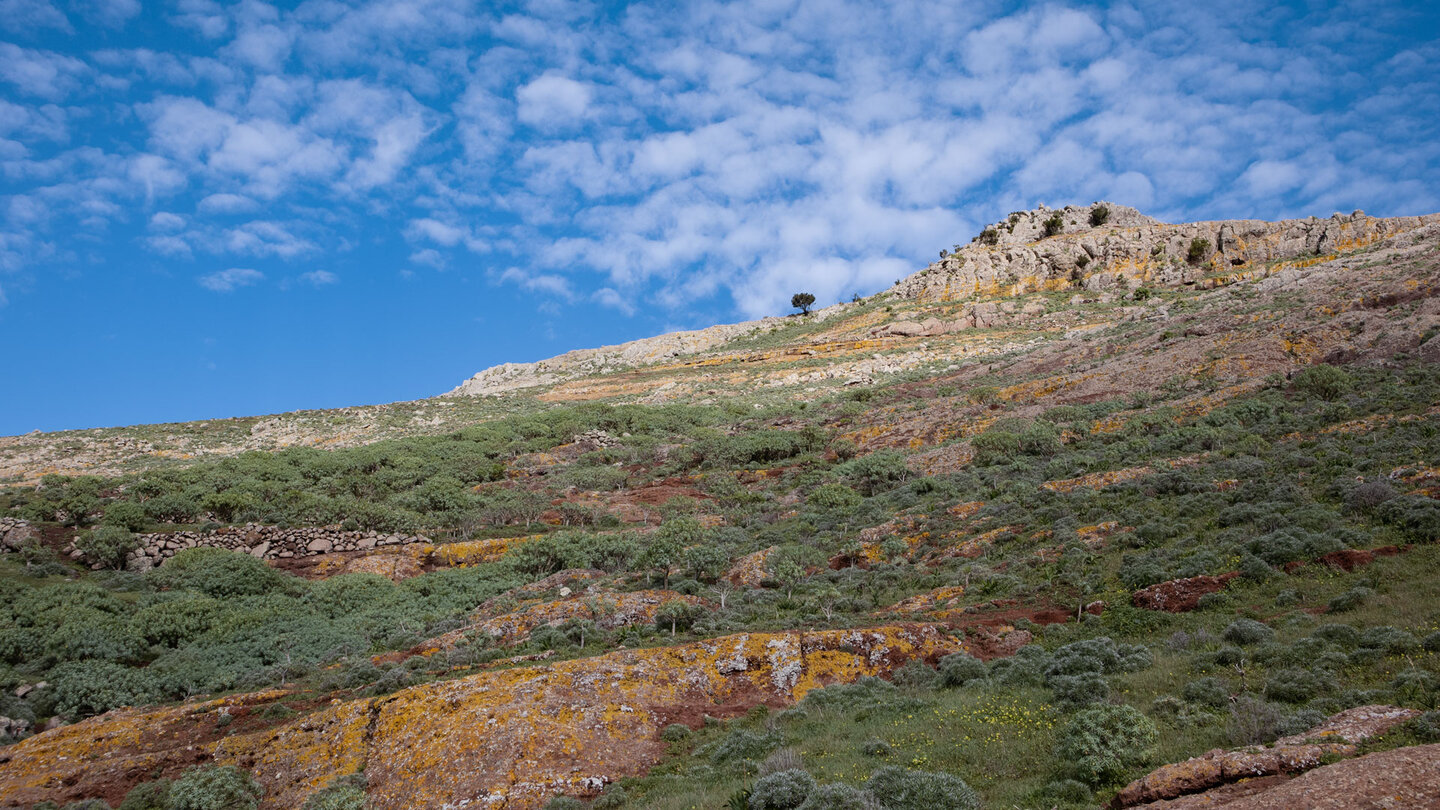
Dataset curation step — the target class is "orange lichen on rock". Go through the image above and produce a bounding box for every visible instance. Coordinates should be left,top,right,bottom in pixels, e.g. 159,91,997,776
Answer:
250,625,962,809
878,586,968,615
0,626,959,810
726,545,777,586
0,689,288,808
422,534,541,566
424,589,705,650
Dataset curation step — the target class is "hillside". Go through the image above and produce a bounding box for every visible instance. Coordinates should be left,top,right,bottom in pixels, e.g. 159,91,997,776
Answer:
1,203,1439,810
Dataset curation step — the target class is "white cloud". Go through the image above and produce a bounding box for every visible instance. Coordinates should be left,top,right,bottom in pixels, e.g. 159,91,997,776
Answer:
591,287,635,316
198,267,263,291
516,73,592,128
149,211,185,231
409,248,445,269
0,44,88,100
0,0,71,34
71,0,140,29
197,193,257,213
300,269,337,285
499,266,573,299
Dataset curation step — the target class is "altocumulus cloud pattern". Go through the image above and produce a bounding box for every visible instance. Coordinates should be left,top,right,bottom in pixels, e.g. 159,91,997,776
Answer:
0,0,1437,430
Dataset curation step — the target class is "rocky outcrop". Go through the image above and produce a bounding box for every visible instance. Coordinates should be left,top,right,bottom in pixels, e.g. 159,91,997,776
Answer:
415,589,706,652
448,305,848,397
1130,743,1440,809
0,517,37,550
896,203,1440,304
0,625,960,810
1115,705,1421,808
123,523,431,571
1132,573,1240,613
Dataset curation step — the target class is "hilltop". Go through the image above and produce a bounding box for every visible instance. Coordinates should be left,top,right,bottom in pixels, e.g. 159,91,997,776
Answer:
0,203,1439,810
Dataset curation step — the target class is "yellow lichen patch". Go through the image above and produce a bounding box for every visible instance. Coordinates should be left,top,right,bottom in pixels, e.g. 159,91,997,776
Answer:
947,501,985,519
0,690,288,808
1042,466,1154,493
422,534,543,567
727,546,777,587
879,586,968,615
259,625,960,809
424,590,705,650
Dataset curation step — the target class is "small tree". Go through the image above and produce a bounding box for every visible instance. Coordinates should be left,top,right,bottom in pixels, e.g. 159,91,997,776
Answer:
791,293,816,315
1042,212,1065,237
1089,205,1111,226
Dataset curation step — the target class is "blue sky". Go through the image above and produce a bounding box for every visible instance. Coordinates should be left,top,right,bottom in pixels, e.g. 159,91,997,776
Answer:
1,0,1437,434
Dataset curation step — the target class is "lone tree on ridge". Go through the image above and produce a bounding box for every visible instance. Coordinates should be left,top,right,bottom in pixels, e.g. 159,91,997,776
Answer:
791,292,816,315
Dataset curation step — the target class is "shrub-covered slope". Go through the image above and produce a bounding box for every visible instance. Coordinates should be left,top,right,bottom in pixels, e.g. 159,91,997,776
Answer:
1,205,1439,809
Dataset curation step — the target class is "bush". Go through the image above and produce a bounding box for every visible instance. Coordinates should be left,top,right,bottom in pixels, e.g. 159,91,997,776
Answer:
749,769,815,810
74,526,138,569
936,653,987,688
1410,711,1440,742
301,774,366,810
1293,365,1353,401
168,765,263,810
1327,587,1373,613
1054,704,1158,787
150,548,289,598
593,785,628,809
1359,626,1418,654
1183,677,1230,708
50,660,156,719
1089,205,1110,227
1223,619,1274,646
543,798,585,810
1312,624,1360,648
1228,696,1284,744
711,729,780,767
1186,238,1210,264
1264,667,1336,704
102,500,150,532
798,784,876,810
661,723,691,742
1042,212,1065,237
865,766,979,810
891,660,938,689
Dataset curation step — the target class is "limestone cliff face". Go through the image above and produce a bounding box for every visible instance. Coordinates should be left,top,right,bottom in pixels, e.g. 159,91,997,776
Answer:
894,202,1440,303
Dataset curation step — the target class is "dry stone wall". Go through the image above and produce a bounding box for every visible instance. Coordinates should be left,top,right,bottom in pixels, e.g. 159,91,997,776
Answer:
126,523,430,571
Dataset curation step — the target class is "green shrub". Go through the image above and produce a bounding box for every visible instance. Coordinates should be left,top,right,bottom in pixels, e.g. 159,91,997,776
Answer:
749,769,815,810
1327,587,1373,613
1042,212,1065,237
50,660,156,719
797,783,874,810
301,774,366,810
102,500,150,532
74,526,138,569
1312,624,1360,648
1264,667,1336,704
1293,365,1353,401
543,798,585,810
711,729,780,767
936,653,987,688
149,548,289,598
1185,238,1210,264
1183,677,1231,708
1089,206,1110,227
1410,711,1440,742
865,766,979,810
1223,619,1274,646
1359,626,1418,654
1054,704,1157,786
891,659,938,689
661,723,691,742
168,765,263,810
